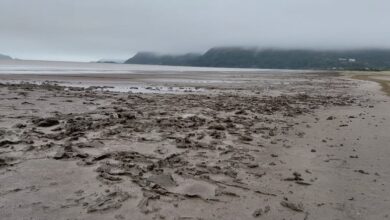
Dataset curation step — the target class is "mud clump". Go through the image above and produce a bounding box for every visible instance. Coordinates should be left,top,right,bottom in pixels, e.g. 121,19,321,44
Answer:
0,140,21,147
53,144,89,160
280,200,304,212
0,158,9,168
86,190,132,213
0,157,16,168
33,118,60,127
253,205,271,217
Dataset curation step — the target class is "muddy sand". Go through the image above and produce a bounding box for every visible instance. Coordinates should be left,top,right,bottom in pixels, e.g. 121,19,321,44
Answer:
0,71,389,220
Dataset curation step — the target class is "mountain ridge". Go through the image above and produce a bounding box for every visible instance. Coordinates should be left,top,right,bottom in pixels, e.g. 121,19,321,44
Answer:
0,53,12,60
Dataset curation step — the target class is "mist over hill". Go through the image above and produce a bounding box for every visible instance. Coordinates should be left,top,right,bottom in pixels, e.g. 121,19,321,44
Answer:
96,59,126,64
125,48,390,70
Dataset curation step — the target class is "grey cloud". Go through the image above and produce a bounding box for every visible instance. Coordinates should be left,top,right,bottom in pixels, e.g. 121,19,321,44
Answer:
1,0,390,61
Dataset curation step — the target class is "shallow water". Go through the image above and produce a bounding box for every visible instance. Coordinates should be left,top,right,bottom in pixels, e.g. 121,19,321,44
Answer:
0,60,315,94
0,60,310,75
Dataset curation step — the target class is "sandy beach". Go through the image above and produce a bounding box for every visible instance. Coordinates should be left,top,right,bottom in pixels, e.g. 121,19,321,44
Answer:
0,66,389,220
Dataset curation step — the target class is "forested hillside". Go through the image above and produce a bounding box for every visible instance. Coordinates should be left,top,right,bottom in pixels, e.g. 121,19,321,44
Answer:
126,48,390,70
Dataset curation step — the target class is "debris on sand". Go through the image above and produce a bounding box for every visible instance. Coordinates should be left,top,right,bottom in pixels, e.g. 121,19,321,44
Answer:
295,181,312,186
137,192,160,214
0,139,21,147
86,190,132,213
171,180,217,200
355,169,370,175
284,171,304,181
326,116,336,120
280,200,304,212
252,205,271,217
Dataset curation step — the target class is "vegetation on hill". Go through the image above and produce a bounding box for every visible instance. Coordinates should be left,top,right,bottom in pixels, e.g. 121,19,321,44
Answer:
125,47,390,70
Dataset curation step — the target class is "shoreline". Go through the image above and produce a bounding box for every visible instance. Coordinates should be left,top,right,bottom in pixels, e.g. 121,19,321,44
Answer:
348,72,390,96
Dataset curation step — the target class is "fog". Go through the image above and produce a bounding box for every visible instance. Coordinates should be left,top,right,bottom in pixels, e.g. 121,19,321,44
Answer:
1,0,390,61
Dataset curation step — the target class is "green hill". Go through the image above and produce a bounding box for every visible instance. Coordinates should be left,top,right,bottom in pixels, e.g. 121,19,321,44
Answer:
125,48,390,70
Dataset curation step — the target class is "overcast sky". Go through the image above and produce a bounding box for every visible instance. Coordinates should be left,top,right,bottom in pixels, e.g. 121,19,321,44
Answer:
1,0,390,61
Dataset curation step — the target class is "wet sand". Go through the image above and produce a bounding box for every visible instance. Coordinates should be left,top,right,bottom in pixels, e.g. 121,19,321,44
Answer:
349,71,390,96
0,70,389,220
